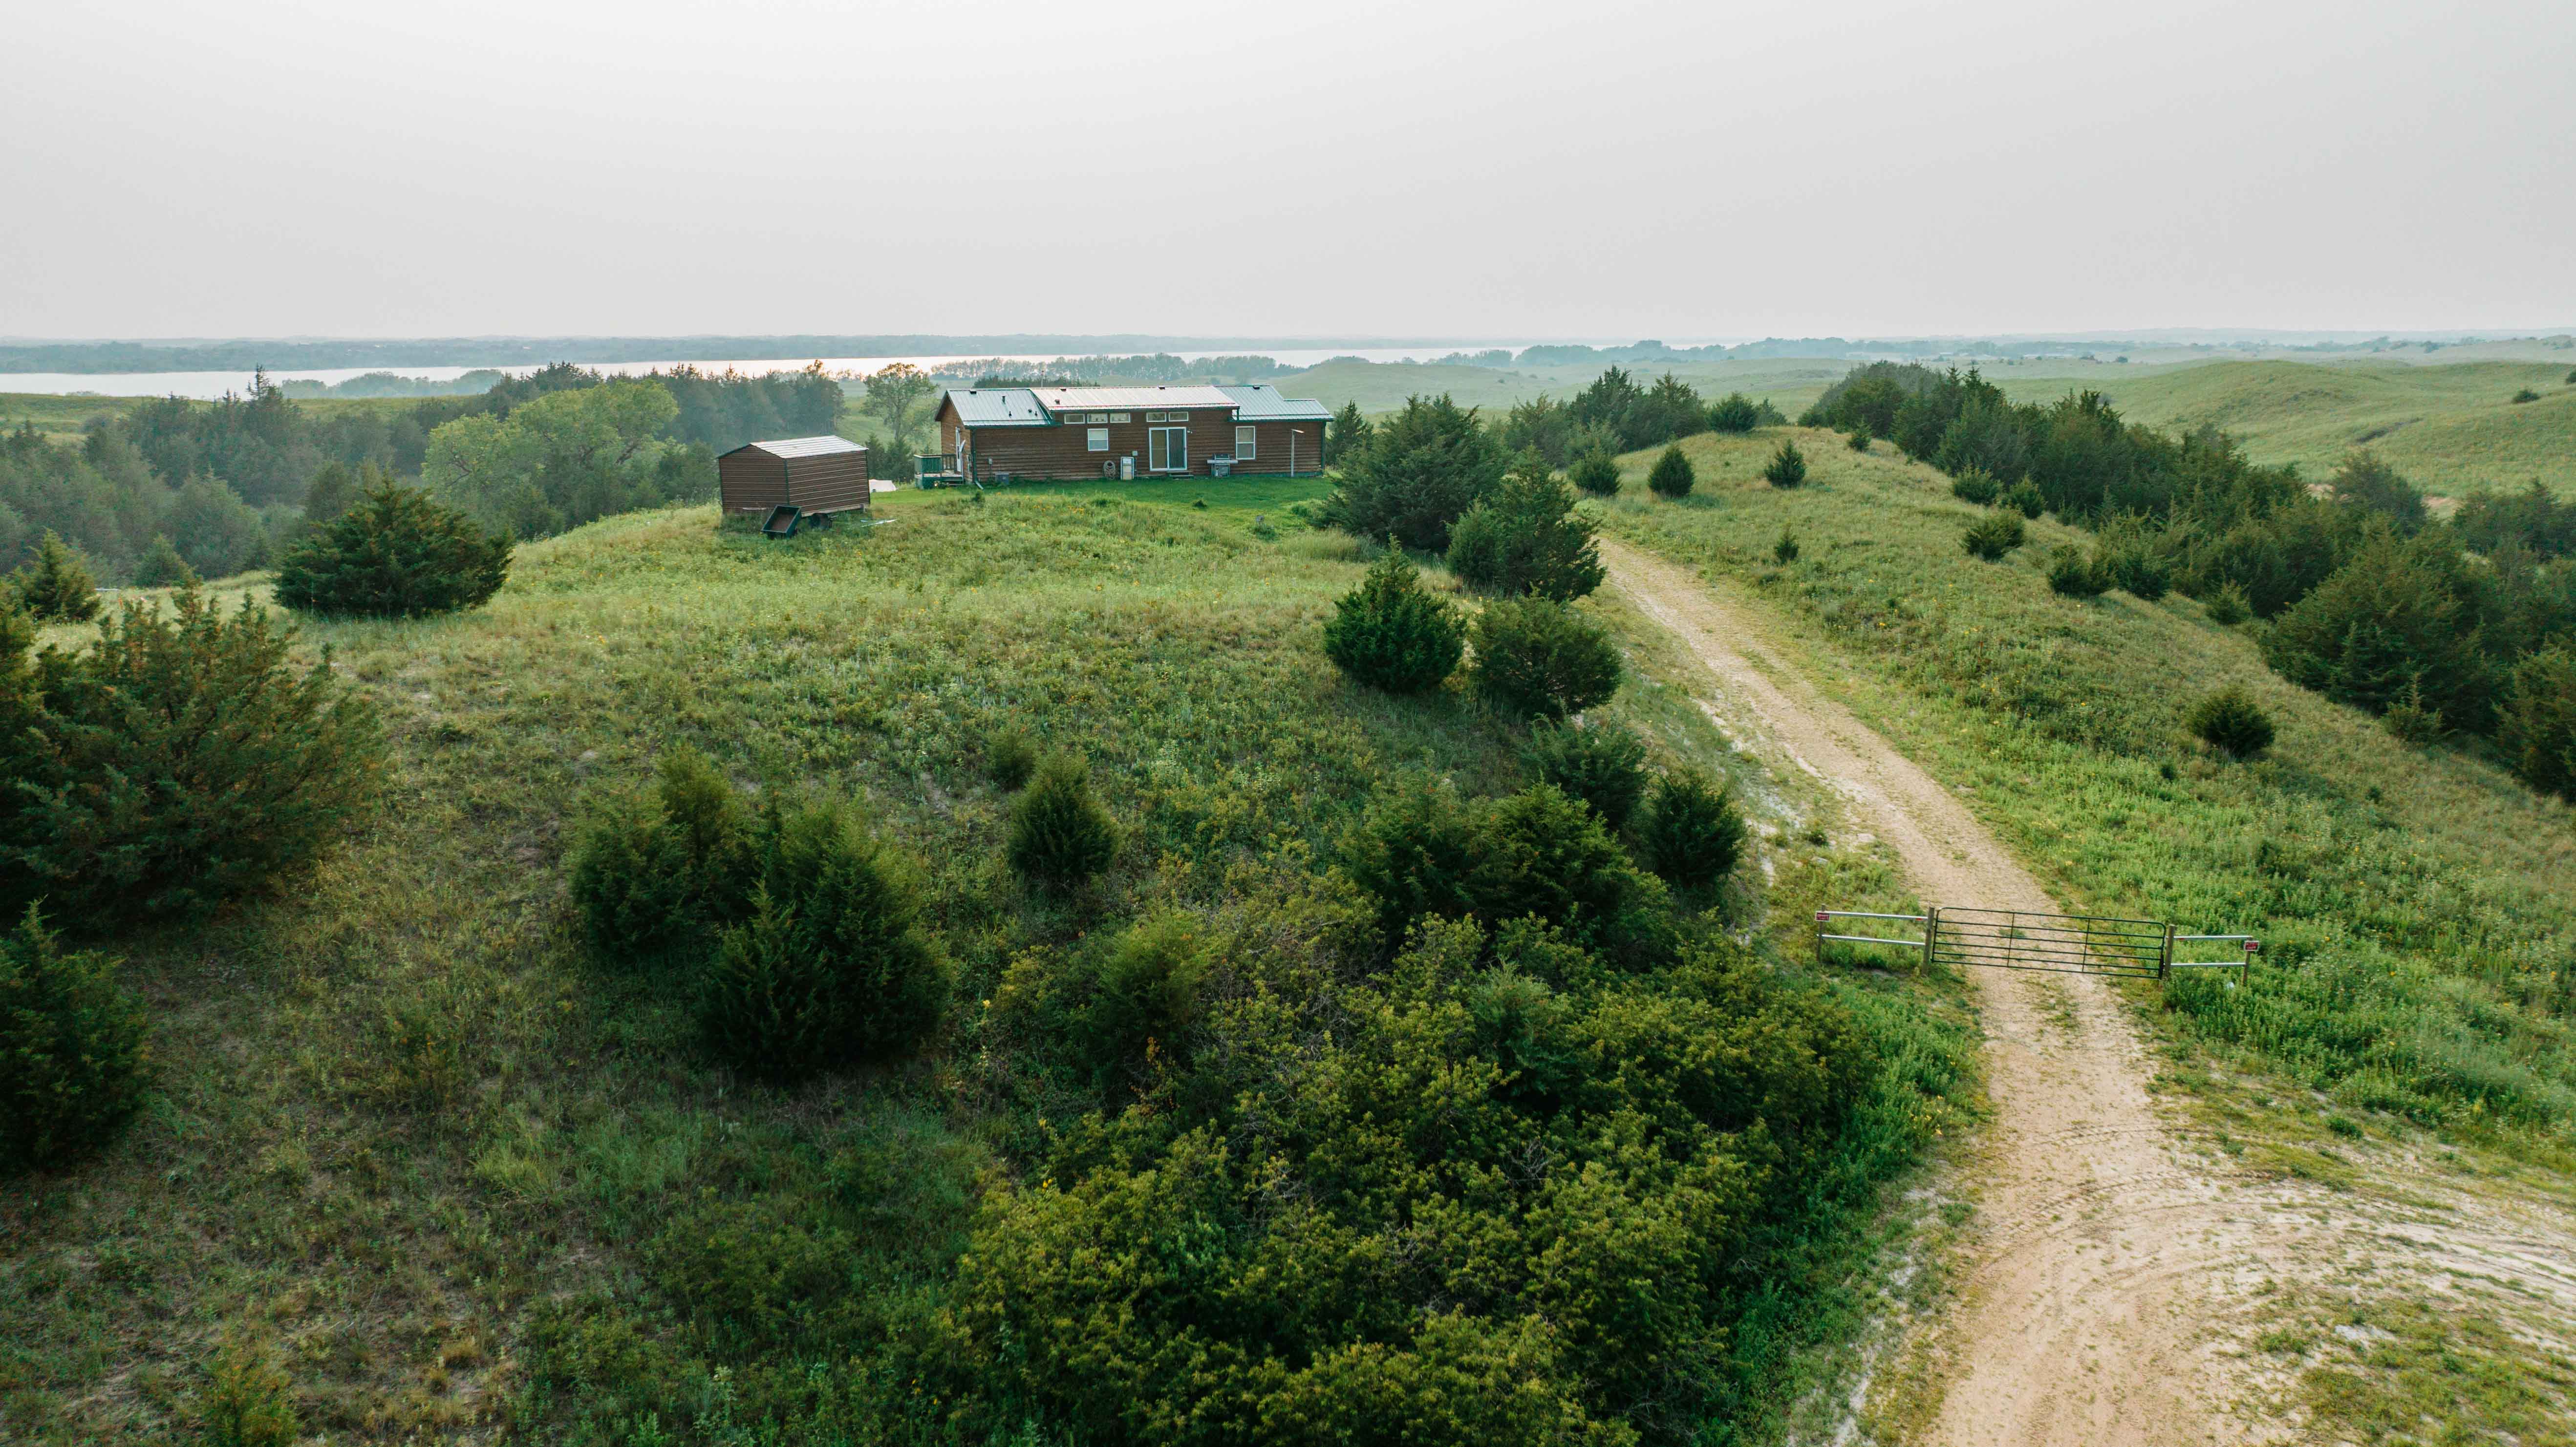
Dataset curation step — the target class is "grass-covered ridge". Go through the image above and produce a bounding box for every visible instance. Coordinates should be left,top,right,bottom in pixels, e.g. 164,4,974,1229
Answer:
1601,428,2576,1147
1,483,1973,1445
1991,358,2576,498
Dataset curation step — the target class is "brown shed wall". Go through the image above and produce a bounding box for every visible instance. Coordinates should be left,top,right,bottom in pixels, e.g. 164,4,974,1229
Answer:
784,452,871,514
719,452,789,512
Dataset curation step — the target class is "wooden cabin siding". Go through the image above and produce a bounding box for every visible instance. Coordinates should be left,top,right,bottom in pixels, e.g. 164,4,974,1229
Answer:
719,452,790,511
1227,419,1325,475
948,404,1243,480
785,452,871,513
936,396,1328,481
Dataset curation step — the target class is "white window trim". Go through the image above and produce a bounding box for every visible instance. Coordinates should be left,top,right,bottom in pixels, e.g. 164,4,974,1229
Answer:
1234,425,1257,460
1087,427,1110,452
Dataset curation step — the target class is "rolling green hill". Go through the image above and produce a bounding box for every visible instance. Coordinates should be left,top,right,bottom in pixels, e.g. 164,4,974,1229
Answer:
1990,358,2576,497
1,481,1973,1445
1596,425,2576,1442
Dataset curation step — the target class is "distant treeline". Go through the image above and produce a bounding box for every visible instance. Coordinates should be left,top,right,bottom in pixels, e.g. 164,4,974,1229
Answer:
1804,362,2576,797
939,353,1297,384
2,362,838,582
275,370,513,399
1495,367,1783,466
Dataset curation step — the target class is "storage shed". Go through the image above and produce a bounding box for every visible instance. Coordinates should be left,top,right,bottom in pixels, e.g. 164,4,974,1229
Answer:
717,436,872,521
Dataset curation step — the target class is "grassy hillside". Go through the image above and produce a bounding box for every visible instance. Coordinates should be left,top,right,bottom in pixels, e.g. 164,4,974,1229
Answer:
1989,358,2576,497
1,479,1974,1444
1,391,156,441
1600,427,2576,1142
1596,426,2576,1440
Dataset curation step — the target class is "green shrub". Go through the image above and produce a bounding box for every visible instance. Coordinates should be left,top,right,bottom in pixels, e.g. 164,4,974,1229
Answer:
1773,528,1801,564
2189,684,2275,759
699,802,944,1080
568,745,756,964
3,589,382,921
1520,719,1648,829
1008,755,1121,885
1647,446,1695,498
2204,581,2253,626
1761,440,1807,488
1566,451,1620,497
1315,395,1506,551
2097,524,2171,600
1016,913,1214,1091
1469,597,1622,720
1949,467,2000,505
1321,545,1464,694
2000,480,2045,518
2511,388,2541,404
2261,532,2495,727
272,478,512,617
2045,545,2111,598
1467,785,1660,953
985,725,1038,790
200,1334,299,1447
1961,511,2025,560
2382,681,2449,746
2496,648,2576,798
130,535,199,589
13,532,98,623
1340,782,1481,939
1635,769,1747,890
0,906,150,1174
1846,425,1871,452
1444,452,1604,601
1708,392,1763,433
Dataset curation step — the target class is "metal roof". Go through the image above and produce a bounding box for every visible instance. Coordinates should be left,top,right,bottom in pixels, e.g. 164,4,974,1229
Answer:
1031,385,1237,413
1217,384,1332,422
942,387,1052,426
724,435,867,459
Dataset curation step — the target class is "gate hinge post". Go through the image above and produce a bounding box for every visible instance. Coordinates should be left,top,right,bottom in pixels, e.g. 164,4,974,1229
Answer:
1922,905,1938,975
2160,922,2175,982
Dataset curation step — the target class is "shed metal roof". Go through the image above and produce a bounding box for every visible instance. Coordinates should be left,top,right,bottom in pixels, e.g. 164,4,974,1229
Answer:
942,387,1052,426
723,435,867,459
1031,385,1237,413
1217,384,1332,422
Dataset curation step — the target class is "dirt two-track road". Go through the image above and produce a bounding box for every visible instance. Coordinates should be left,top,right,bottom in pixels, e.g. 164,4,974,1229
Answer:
1599,536,2576,1447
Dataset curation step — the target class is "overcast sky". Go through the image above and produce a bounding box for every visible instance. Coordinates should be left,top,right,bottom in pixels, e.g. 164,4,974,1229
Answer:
6,0,2572,341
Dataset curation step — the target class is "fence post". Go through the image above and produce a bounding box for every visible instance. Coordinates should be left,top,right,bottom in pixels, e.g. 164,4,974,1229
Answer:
1921,906,1938,975
2160,923,2175,982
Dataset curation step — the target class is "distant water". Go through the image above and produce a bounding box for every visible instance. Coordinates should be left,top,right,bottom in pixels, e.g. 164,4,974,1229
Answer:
0,344,1616,401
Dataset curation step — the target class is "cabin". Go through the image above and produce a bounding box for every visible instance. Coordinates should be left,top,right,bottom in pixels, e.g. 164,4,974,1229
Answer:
717,435,874,522
927,383,1331,484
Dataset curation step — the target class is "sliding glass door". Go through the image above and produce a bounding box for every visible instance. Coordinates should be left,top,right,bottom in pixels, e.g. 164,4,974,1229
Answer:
1148,426,1187,472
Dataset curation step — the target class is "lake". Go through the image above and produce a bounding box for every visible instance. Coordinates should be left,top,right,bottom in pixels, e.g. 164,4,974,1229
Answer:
0,343,1665,400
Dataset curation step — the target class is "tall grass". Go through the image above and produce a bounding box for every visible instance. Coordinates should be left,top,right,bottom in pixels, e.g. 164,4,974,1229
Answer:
0,483,1972,1445
1603,429,2576,1146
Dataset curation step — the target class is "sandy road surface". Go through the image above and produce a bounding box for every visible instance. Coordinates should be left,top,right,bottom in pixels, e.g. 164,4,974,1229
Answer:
1600,537,2340,1445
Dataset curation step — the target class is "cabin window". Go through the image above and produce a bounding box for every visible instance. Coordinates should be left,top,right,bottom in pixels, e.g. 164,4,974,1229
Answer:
1235,425,1257,460
1087,427,1110,451
1111,412,1130,423
1089,413,1110,424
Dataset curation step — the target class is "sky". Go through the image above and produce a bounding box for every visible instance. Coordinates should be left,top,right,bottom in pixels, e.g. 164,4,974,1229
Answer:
6,0,2574,341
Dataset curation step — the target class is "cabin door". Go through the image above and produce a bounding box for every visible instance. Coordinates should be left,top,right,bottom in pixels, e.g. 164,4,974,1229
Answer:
1148,426,1187,472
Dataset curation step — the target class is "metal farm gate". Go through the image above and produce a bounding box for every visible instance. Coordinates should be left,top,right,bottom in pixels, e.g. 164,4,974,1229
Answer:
1815,906,2258,983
